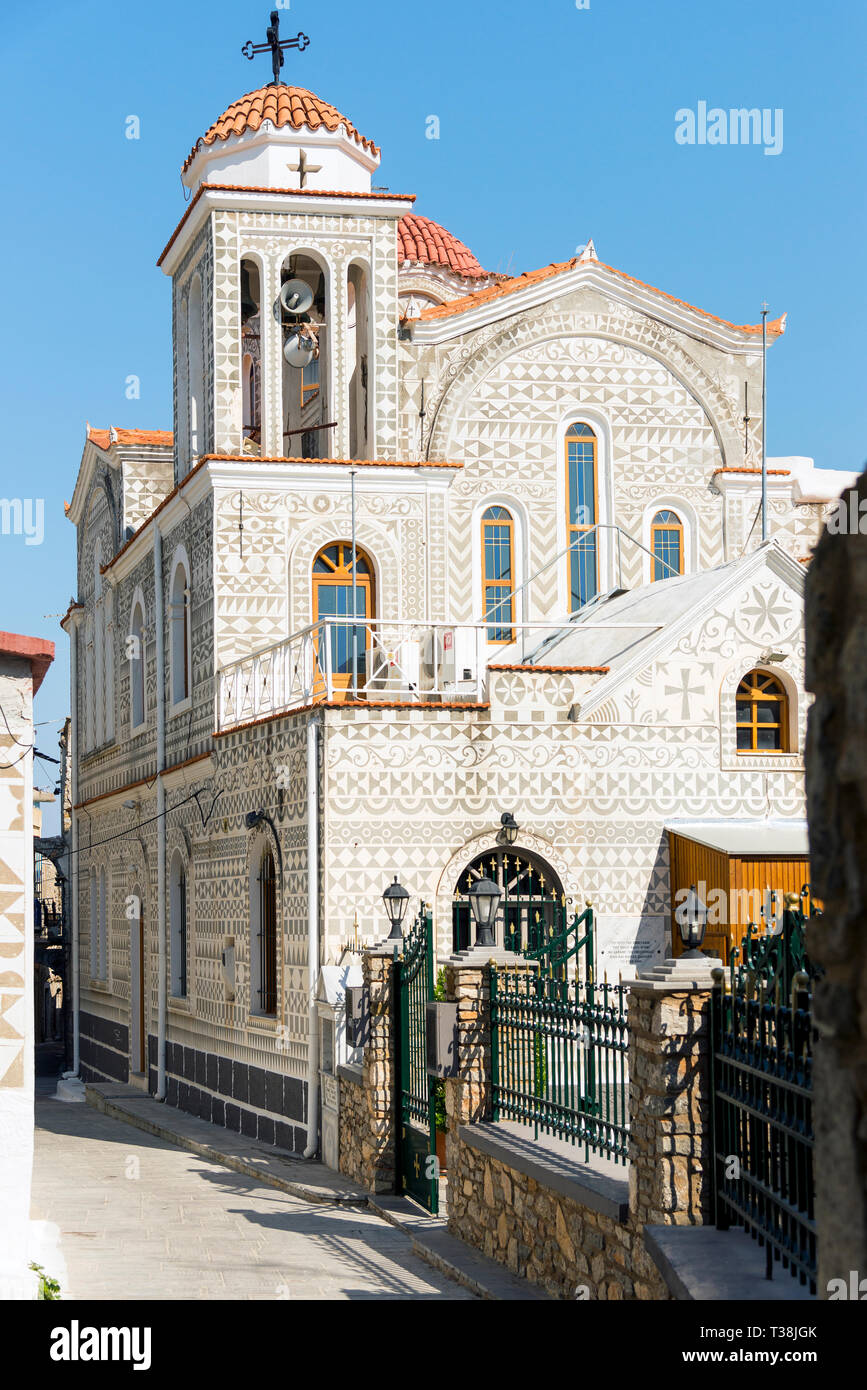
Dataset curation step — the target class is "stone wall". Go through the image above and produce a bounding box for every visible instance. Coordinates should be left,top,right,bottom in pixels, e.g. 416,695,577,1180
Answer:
449,1133,668,1300
805,468,867,1294
337,949,397,1193
628,985,713,1227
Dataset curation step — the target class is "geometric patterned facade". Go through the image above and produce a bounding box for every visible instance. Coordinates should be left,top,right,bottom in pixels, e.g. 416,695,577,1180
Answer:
62,80,845,1146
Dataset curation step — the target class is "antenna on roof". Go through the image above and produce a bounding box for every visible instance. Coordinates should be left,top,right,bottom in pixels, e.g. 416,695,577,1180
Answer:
761,303,769,541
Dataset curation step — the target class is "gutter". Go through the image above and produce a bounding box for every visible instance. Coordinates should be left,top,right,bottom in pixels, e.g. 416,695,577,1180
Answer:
154,526,167,1100
303,714,321,1158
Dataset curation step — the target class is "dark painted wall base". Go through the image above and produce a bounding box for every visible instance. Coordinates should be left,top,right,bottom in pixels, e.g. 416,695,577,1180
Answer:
146,1035,309,1155
79,1010,129,1084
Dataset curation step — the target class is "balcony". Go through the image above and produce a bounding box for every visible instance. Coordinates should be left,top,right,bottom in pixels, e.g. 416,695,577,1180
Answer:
215,618,597,731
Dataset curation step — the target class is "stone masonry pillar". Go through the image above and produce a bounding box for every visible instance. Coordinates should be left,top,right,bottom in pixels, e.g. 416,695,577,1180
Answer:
628,983,714,1226
358,946,398,1193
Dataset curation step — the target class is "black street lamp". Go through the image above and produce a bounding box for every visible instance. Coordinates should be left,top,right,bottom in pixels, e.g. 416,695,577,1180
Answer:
500,812,519,846
467,876,502,949
382,875,410,942
675,885,709,958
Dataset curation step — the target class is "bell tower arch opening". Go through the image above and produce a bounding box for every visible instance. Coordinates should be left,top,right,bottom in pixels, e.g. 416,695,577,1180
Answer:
280,251,330,459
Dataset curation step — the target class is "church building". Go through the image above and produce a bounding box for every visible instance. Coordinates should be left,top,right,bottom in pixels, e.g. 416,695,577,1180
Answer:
62,56,854,1153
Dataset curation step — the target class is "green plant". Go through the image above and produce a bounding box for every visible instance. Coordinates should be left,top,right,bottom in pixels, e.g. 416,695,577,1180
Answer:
434,1078,447,1132
433,967,447,1002
30,1263,60,1301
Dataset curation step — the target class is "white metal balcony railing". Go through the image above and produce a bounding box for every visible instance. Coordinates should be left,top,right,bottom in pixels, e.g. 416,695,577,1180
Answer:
215,615,662,731
215,526,673,731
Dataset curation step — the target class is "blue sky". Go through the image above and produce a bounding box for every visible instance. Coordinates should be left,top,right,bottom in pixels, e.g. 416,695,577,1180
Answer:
2,0,864,828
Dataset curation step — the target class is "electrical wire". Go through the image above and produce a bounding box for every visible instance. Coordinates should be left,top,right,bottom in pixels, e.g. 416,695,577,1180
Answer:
64,784,222,861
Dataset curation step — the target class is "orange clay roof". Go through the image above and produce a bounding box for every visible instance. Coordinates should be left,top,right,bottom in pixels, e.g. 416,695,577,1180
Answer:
398,214,488,280
183,85,379,173
87,426,173,450
416,255,787,338
712,467,792,477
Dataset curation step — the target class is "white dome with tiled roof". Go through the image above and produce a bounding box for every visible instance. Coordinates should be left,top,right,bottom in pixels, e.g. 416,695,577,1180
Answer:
182,84,381,194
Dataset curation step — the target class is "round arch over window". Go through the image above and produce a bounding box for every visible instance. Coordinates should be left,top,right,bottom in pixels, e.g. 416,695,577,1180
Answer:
736,670,789,752
650,509,684,582
481,505,515,642
565,422,598,610
453,848,564,955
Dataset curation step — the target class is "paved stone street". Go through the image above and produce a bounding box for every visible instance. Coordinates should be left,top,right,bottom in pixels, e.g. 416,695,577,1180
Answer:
31,1078,474,1301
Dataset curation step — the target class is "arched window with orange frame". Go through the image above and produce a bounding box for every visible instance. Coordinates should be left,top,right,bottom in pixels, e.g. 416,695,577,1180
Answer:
651,509,684,582
565,422,598,610
736,670,789,752
312,542,375,697
481,506,515,642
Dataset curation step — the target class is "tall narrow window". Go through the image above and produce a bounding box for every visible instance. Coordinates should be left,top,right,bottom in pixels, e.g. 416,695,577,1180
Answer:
170,559,191,706
312,543,374,697
170,852,187,998
736,671,789,752
93,547,105,747
90,868,98,977
188,273,204,461
565,422,598,610
240,258,261,453
256,848,277,1016
98,866,108,981
130,599,145,729
482,506,515,642
651,509,684,582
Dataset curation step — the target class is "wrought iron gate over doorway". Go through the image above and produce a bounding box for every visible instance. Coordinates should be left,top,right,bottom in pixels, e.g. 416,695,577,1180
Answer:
395,907,439,1214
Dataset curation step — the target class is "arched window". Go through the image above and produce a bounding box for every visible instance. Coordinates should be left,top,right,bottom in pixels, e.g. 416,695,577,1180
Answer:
170,557,191,707
253,847,277,1017
89,868,98,977
651,510,684,582
736,671,789,752
129,597,146,730
312,543,374,696
169,851,187,998
129,881,145,1073
565,422,598,610
347,264,370,459
98,866,108,981
280,252,328,460
240,258,261,453
187,273,204,461
84,615,95,753
481,506,515,642
93,546,105,748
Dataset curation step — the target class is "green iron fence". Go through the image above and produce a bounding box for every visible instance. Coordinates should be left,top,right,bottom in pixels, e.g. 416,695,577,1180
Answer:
711,889,820,1292
490,968,630,1165
395,906,439,1214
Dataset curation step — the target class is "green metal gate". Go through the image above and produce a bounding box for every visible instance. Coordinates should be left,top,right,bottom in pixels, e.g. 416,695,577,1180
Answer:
395,906,439,1214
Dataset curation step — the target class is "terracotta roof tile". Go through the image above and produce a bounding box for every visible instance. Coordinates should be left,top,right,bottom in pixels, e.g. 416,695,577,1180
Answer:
87,426,173,450
398,214,488,279
712,467,791,476
416,255,787,339
183,85,379,174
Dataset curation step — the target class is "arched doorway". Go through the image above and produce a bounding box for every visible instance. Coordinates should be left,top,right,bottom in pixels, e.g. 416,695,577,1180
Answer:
312,542,375,699
129,883,145,1074
453,848,565,955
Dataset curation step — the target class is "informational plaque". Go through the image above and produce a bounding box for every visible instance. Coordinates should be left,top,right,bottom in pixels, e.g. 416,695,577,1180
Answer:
596,915,667,979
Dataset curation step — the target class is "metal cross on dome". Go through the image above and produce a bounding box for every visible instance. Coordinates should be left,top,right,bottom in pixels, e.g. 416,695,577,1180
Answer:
242,10,310,86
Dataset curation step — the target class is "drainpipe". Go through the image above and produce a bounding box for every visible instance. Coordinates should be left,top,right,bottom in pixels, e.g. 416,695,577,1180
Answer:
303,713,320,1158
68,622,80,1077
154,525,167,1100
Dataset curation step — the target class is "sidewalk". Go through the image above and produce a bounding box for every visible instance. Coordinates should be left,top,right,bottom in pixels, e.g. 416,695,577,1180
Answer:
32,1082,544,1300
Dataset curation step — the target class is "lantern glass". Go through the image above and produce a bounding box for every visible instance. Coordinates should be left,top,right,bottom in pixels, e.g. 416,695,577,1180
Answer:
500,812,519,847
676,886,708,954
382,875,410,933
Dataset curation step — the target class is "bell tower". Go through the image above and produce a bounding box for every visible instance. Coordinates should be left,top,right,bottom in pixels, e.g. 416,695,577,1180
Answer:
159,18,411,469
